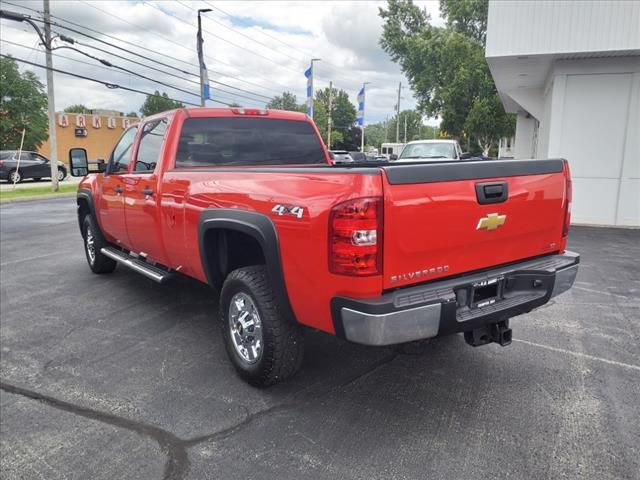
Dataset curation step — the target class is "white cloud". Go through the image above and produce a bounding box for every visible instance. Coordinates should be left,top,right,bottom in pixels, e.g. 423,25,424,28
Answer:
0,0,443,125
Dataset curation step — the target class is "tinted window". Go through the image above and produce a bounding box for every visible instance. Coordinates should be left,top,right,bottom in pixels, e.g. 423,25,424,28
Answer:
109,127,137,173
134,118,168,172
175,117,326,167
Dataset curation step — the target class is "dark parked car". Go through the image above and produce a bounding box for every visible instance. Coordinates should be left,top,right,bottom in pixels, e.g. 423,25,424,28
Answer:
0,151,67,183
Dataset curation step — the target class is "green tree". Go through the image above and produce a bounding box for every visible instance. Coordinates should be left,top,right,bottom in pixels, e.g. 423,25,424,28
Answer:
0,56,48,150
386,110,424,142
140,91,184,116
379,0,514,153
439,0,488,45
126,111,139,118
313,87,357,149
64,104,88,113
267,91,299,111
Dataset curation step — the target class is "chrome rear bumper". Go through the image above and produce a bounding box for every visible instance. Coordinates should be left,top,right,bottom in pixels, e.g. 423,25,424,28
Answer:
332,251,579,346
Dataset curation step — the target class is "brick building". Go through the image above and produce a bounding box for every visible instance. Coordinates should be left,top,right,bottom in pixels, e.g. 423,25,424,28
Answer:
38,110,139,165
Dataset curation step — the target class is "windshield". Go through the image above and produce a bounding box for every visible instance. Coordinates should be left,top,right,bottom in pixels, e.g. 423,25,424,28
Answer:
399,143,456,160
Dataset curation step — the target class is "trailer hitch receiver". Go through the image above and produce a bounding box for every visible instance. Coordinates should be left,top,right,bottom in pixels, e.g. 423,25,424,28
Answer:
464,320,512,347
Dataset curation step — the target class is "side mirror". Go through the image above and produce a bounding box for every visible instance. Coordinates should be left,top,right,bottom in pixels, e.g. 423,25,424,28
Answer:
69,148,88,176
460,152,472,160
69,148,106,176
390,154,398,161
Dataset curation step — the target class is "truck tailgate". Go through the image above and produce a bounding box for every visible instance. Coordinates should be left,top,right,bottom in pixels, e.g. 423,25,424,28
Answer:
381,160,568,290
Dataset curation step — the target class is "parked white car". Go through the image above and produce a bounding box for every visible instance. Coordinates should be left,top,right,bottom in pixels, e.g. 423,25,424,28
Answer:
395,140,471,162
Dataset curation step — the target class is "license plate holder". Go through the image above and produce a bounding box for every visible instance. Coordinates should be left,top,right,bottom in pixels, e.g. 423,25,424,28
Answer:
470,276,504,309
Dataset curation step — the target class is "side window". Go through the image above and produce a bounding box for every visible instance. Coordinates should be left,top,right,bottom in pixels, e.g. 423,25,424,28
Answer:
108,127,137,174
134,118,168,173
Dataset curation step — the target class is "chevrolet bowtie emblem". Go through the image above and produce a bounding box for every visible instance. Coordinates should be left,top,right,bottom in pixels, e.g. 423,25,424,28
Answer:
477,213,506,231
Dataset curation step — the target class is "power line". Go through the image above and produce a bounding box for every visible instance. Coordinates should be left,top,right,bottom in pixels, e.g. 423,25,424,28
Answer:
176,0,306,65
0,53,220,107
200,1,356,86
2,0,283,98
2,38,268,107
29,14,273,102
145,1,302,75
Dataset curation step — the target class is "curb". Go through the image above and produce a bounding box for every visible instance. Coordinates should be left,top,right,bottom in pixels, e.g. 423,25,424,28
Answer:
0,192,77,204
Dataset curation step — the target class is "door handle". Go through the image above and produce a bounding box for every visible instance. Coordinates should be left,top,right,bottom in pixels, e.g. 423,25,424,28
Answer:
114,186,123,194
142,187,154,196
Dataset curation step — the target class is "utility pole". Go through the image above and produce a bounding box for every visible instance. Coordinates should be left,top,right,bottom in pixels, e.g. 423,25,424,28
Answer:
197,8,212,107
384,115,389,143
404,115,407,143
43,0,59,191
327,81,333,149
395,82,401,143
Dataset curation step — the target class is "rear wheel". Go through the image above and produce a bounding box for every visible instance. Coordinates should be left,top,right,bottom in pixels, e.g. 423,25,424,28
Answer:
8,170,21,183
57,168,66,181
220,266,304,386
82,215,116,274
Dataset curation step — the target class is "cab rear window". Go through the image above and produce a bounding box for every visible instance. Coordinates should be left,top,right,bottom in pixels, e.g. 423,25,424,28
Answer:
175,117,326,167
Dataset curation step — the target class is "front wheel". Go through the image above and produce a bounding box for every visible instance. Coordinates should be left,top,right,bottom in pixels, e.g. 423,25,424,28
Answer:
220,266,304,386
8,170,21,183
82,215,116,274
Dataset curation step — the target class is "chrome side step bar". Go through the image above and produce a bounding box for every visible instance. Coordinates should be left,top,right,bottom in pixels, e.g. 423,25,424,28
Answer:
101,247,175,284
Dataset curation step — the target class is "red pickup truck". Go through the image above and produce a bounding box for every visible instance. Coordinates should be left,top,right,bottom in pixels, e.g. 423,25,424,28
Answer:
69,107,579,386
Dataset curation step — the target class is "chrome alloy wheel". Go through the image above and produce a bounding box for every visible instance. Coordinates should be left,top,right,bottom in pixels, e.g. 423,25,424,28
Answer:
228,292,263,364
85,226,96,265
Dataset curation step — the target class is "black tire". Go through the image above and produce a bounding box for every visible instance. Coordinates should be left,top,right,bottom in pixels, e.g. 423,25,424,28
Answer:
220,266,304,387
82,215,117,274
8,169,21,183
57,168,67,181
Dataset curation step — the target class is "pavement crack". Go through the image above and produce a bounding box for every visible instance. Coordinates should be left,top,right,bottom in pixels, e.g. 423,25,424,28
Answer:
0,381,189,480
183,403,292,448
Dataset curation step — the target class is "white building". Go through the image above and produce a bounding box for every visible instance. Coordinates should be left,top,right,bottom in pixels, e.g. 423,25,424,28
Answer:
486,1,640,227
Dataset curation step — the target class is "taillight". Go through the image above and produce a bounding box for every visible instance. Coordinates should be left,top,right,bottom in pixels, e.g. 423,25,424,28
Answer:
562,161,572,237
0,160,4,166
329,197,383,276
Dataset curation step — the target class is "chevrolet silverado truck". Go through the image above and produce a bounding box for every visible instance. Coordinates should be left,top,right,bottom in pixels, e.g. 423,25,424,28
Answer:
69,107,579,386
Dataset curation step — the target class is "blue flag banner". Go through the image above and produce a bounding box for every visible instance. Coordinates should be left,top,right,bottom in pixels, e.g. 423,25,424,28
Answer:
202,61,211,100
356,86,365,126
305,66,313,117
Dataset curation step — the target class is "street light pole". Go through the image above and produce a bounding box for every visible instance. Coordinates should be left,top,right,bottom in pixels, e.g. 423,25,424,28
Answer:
309,58,321,120
197,8,212,107
360,82,370,153
43,0,59,191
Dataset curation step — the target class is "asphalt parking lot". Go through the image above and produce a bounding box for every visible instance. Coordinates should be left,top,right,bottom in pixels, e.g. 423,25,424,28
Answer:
1,197,638,480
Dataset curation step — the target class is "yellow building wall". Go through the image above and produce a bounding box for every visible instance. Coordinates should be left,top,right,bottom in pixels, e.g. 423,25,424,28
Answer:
38,112,139,166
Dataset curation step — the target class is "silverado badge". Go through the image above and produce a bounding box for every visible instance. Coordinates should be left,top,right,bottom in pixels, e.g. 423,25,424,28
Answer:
477,213,506,231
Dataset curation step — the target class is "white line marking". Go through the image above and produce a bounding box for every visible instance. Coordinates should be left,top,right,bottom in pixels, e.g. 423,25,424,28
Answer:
573,285,630,300
0,252,59,267
513,338,640,372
